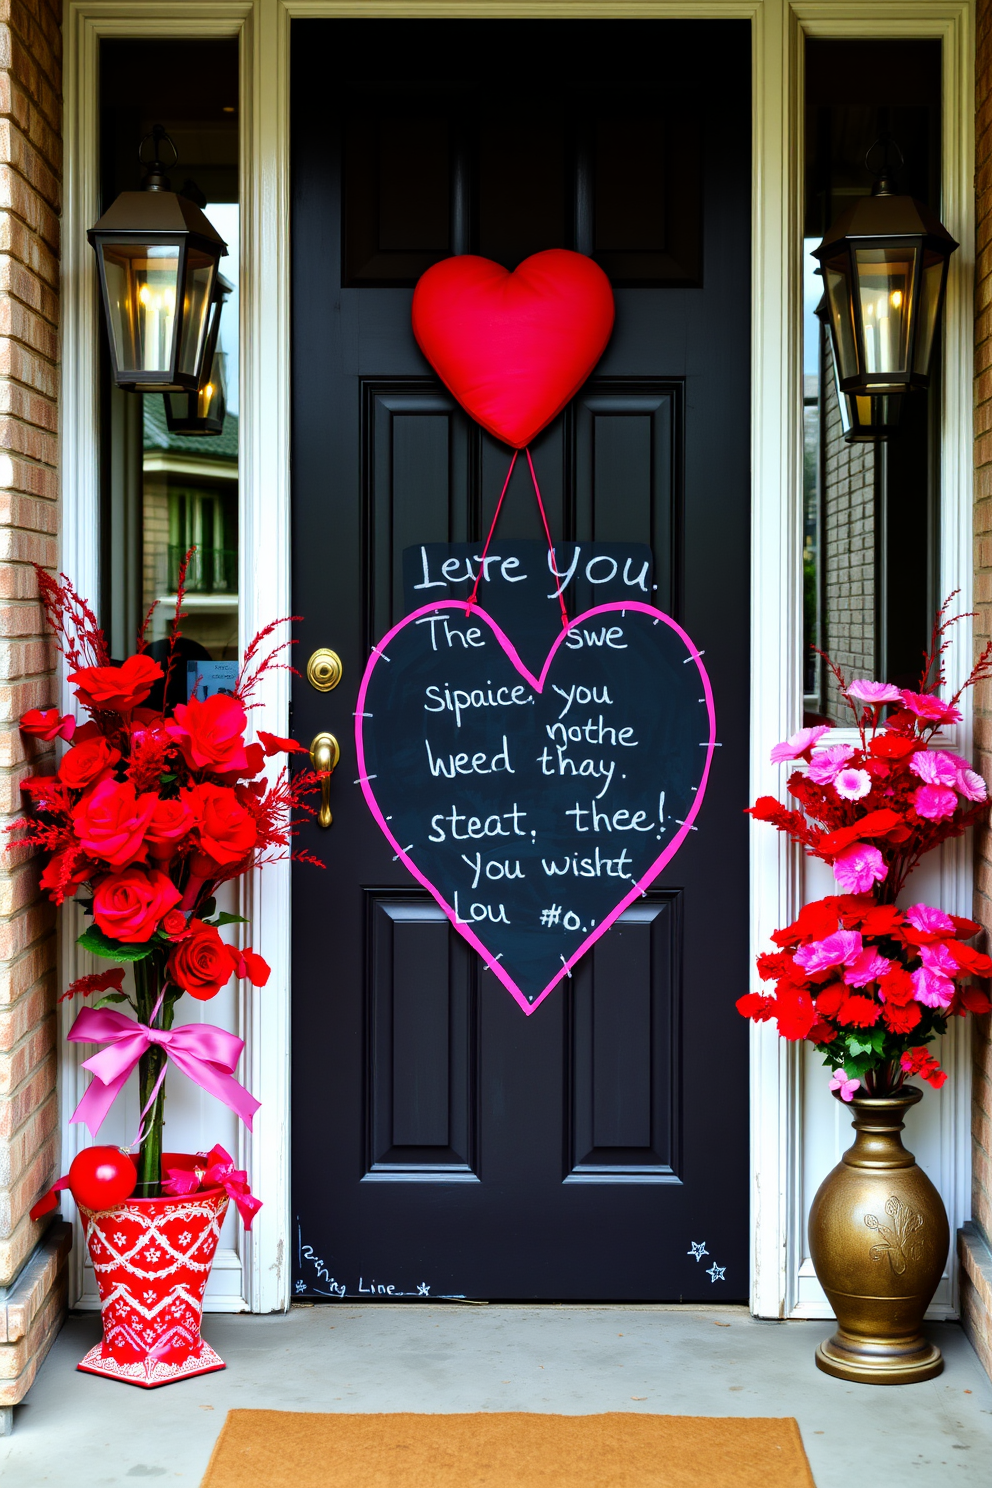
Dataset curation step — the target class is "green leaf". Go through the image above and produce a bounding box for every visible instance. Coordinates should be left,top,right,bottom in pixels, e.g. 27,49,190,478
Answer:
207,912,248,927
198,897,217,920
92,991,131,1009
77,926,153,963
159,772,176,783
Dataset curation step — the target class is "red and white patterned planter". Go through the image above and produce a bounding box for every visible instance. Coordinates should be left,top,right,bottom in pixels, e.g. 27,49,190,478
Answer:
77,1153,228,1388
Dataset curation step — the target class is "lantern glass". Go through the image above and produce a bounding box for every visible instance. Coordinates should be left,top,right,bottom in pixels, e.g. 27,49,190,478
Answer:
845,391,903,443
913,253,948,376
853,246,916,377
163,352,227,437
100,241,182,376
823,262,858,383
176,249,218,381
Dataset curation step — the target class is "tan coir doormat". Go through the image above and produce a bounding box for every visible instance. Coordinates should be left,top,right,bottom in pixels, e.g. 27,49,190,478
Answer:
199,1410,816,1488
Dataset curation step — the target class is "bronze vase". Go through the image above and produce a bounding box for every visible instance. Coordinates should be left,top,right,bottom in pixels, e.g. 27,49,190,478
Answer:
808,1085,948,1384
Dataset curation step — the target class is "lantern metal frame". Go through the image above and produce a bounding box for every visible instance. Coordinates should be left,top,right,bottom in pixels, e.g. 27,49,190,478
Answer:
814,291,903,443
88,126,227,394
163,275,232,436
811,148,957,399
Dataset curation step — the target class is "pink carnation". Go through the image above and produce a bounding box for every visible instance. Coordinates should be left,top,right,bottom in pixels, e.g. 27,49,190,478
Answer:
793,929,863,975
905,904,955,935
843,948,892,987
770,726,830,765
808,744,855,785
899,690,962,725
846,680,902,704
920,942,959,980
912,784,957,821
835,767,871,801
957,768,988,802
911,966,955,1009
832,842,888,894
909,750,958,787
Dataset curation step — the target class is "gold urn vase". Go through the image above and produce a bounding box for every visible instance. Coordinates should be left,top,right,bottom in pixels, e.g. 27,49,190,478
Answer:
808,1085,948,1385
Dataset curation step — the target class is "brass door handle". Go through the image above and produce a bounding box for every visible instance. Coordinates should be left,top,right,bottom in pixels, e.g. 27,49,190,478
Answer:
309,732,340,828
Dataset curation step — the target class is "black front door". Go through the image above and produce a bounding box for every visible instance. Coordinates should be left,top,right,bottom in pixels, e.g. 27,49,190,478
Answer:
291,18,751,1301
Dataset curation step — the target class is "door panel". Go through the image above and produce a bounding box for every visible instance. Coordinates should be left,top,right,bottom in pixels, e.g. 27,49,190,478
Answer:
291,17,751,1301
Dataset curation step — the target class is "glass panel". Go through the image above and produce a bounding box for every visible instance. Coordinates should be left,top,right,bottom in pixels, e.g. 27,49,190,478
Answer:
854,246,916,376
824,262,858,382
142,204,239,679
101,241,180,374
913,256,945,375
176,249,217,380
803,241,822,702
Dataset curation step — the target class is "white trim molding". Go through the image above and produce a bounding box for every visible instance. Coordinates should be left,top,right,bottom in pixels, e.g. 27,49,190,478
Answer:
60,0,976,1320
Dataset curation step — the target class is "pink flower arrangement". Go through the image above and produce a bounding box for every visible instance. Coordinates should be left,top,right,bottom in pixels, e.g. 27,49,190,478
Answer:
741,598,992,1097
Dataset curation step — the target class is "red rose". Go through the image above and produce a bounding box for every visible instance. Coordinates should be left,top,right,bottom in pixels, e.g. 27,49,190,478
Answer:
168,920,235,1001
161,908,191,941
20,708,75,742
257,731,307,757
92,867,182,943
72,778,158,867
167,693,249,774
146,792,200,861
59,736,121,791
68,653,163,713
194,783,258,867
214,742,266,782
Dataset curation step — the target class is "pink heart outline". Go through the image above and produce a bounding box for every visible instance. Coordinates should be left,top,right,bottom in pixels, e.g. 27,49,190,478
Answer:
355,599,717,1015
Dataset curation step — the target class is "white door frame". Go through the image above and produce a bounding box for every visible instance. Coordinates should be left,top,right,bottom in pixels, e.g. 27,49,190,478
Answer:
60,0,975,1317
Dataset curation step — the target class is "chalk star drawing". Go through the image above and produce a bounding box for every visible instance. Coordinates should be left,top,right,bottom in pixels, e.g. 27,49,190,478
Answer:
687,1241,709,1262
417,1282,431,1296
295,1280,307,1293
706,1263,726,1283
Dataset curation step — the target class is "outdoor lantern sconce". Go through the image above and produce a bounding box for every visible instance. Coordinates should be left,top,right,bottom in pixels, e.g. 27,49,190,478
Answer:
814,292,903,443
88,126,227,393
812,140,958,398
163,275,232,436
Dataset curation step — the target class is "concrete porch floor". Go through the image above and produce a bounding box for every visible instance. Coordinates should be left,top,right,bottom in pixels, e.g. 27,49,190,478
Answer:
1,1305,991,1486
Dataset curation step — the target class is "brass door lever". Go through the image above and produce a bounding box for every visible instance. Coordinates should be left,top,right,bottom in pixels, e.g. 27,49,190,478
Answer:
309,732,340,828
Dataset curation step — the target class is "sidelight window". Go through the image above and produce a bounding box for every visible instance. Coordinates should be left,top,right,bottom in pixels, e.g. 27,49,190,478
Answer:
99,40,239,689
802,39,941,726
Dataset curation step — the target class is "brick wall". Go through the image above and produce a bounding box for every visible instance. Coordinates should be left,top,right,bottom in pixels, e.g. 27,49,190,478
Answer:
0,0,66,1423
966,0,992,1382
821,336,877,723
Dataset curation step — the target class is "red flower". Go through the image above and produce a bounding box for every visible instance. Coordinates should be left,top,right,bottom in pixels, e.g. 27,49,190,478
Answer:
57,967,126,1005
950,915,982,939
771,899,840,948
39,849,94,904
881,1000,922,1034
193,783,259,867
257,731,307,757
857,904,905,938
774,984,816,1040
869,734,920,761
20,708,75,742
736,992,775,1021
807,1019,838,1044
168,693,249,774
942,940,992,977
952,984,992,1015
214,742,266,782
145,793,200,861
92,866,182,943
168,920,235,1001
835,994,881,1028
161,909,191,941
899,1046,948,1089
878,967,916,1007
813,981,848,1017
59,735,121,791
68,653,162,713
72,779,158,867
225,945,271,987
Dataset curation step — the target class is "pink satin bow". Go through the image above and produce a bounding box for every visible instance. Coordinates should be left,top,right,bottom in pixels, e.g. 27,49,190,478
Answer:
163,1144,263,1228
68,1007,261,1137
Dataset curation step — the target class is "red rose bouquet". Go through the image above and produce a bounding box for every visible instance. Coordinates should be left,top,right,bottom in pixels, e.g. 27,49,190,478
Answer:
16,560,320,1198
739,599,992,1097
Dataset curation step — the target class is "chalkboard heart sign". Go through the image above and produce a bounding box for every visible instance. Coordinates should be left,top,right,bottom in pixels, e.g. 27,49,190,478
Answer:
355,600,716,1013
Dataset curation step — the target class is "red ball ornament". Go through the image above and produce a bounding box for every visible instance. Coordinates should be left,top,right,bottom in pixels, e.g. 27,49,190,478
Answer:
68,1146,136,1212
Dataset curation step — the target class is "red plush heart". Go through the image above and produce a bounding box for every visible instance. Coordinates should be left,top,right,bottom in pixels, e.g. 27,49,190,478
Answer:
412,250,615,448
